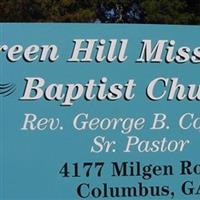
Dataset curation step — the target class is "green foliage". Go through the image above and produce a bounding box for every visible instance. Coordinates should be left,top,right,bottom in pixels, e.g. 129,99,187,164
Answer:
0,0,199,24
140,0,193,24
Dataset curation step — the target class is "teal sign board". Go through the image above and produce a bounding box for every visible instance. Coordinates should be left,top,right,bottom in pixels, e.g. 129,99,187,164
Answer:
0,24,200,199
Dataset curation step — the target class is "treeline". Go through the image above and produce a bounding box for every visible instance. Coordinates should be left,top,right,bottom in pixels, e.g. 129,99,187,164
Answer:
0,0,200,24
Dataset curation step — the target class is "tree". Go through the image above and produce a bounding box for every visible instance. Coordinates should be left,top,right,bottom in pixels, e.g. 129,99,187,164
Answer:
0,0,199,24
96,0,144,23
140,0,193,24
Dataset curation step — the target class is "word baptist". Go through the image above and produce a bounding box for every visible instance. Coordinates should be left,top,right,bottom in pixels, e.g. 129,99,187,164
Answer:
20,77,200,106
0,39,199,63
